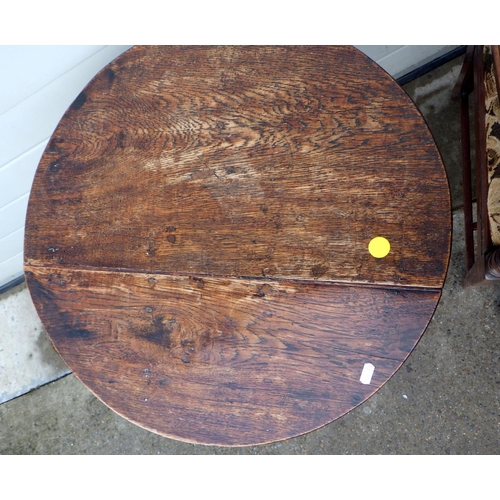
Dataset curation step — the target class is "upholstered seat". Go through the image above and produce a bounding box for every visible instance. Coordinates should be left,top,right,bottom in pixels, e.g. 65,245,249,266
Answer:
484,45,500,246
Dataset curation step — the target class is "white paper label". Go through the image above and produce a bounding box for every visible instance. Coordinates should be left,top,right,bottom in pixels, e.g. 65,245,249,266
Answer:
360,363,375,385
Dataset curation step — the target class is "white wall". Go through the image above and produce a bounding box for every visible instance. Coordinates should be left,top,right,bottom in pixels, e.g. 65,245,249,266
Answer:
0,45,459,288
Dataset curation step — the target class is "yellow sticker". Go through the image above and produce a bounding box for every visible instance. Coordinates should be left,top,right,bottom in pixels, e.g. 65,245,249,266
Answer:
368,236,390,258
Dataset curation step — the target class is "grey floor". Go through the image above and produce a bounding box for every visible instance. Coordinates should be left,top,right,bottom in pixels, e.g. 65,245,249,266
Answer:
1,53,500,455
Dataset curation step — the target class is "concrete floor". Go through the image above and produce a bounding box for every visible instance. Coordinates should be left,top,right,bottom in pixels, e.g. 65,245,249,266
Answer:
1,53,500,455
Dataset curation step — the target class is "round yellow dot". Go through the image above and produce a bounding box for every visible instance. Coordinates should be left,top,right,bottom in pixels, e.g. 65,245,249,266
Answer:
368,237,390,258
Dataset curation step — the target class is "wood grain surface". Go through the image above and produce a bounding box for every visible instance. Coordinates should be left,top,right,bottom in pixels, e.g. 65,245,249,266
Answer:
24,46,451,446
25,266,439,446
25,45,451,287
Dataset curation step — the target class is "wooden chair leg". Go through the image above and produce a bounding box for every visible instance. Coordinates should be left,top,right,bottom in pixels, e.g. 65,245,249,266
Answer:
458,53,475,272
453,46,476,273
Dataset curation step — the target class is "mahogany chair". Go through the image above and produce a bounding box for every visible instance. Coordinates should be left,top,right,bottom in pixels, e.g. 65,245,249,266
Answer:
454,45,500,286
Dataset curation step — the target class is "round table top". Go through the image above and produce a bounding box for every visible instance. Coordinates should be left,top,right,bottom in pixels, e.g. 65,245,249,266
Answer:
24,46,451,446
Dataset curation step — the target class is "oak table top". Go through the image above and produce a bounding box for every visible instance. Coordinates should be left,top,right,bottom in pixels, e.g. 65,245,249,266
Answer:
24,46,451,446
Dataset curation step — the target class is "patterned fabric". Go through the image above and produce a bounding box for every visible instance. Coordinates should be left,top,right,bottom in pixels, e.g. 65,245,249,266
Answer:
484,45,500,245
